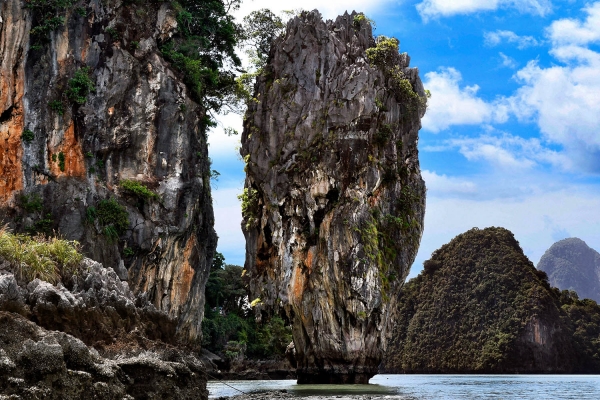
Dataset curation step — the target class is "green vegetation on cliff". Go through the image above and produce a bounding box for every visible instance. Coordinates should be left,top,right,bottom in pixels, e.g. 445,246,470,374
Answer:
160,0,241,123
202,253,292,360
384,227,600,373
0,226,83,284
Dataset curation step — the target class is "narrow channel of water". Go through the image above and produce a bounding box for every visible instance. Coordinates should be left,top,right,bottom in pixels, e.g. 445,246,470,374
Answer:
208,374,600,399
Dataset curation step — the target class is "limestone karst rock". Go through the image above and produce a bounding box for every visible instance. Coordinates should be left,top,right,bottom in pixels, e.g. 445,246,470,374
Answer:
240,10,427,383
381,227,576,374
537,238,600,302
0,0,216,342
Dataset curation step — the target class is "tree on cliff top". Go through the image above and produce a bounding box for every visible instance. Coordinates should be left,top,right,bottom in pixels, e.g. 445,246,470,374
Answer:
161,0,242,122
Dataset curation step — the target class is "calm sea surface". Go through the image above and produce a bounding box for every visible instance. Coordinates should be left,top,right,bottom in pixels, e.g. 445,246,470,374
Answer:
208,375,600,399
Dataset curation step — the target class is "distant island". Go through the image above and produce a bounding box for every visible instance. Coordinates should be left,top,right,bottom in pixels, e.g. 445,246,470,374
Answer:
538,237,600,303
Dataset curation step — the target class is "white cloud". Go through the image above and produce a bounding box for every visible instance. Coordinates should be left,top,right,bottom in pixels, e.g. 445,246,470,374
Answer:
421,68,508,132
506,36,600,172
416,0,552,21
445,133,567,170
484,30,541,49
499,52,518,68
422,170,477,195
547,2,600,46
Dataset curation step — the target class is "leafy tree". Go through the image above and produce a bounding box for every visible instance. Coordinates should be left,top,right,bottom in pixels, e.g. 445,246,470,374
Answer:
240,9,285,70
202,253,292,359
161,0,243,122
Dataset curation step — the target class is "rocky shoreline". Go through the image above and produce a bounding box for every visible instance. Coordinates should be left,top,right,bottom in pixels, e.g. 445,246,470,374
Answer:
0,259,208,399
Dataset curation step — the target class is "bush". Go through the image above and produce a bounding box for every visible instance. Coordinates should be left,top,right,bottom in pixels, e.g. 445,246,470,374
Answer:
48,100,64,115
374,124,392,146
67,67,95,104
366,36,399,69
238,187,259,229
0,226,83,284
120,179,159,201
22,129,35,144
20,194,43,213
366,36,424,111
95,198,129,242
58,152,66,171
25,213,54,235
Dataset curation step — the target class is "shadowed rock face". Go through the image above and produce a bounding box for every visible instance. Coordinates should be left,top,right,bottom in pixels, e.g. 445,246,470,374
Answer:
240,11,426,384
537,238,600,302
0,0,216,343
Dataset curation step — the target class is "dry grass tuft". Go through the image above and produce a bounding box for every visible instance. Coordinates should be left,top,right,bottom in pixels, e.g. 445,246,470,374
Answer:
0,224,83,284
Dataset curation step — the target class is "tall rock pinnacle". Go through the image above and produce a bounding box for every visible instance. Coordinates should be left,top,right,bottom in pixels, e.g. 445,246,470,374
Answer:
241,10,427,383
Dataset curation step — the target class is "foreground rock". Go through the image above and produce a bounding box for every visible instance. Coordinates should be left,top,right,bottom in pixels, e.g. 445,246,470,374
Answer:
0,258,177,347
0,311,207,400
241,11,426,383
0,258,208,398
382,227,577,373
537,237,600,302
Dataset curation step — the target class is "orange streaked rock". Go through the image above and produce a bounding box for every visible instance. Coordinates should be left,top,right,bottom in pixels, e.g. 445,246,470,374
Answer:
47,122,86,178
0,109,24,203
169,234,196,313
0,0,28,203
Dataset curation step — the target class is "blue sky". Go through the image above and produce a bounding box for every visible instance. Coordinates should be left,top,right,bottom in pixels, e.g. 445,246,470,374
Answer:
209,0,600,279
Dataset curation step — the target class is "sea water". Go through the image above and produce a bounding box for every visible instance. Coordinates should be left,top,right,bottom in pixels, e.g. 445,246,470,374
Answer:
207,374,600,399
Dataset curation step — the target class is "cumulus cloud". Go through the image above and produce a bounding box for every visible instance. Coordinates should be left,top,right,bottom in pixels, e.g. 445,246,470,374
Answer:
508,59,600,172
504,4,600,173
422,170,477,196
445,133,568,170
484,30,541,49
421,68,508,132
546,2,600,46
416,0,552,21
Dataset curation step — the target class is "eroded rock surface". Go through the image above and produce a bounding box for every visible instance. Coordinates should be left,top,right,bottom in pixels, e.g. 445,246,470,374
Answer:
0,258,177,347
241,11,426,383
0,256,210,398
0,311,208,400
0,0,216,342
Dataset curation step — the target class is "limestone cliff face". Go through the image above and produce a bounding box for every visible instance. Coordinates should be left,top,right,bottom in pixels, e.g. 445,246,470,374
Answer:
0,0,216,343
537,238,600,302
240,11,426,383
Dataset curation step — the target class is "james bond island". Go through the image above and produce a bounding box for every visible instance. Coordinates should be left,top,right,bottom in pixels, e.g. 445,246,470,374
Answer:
240,11,428,384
